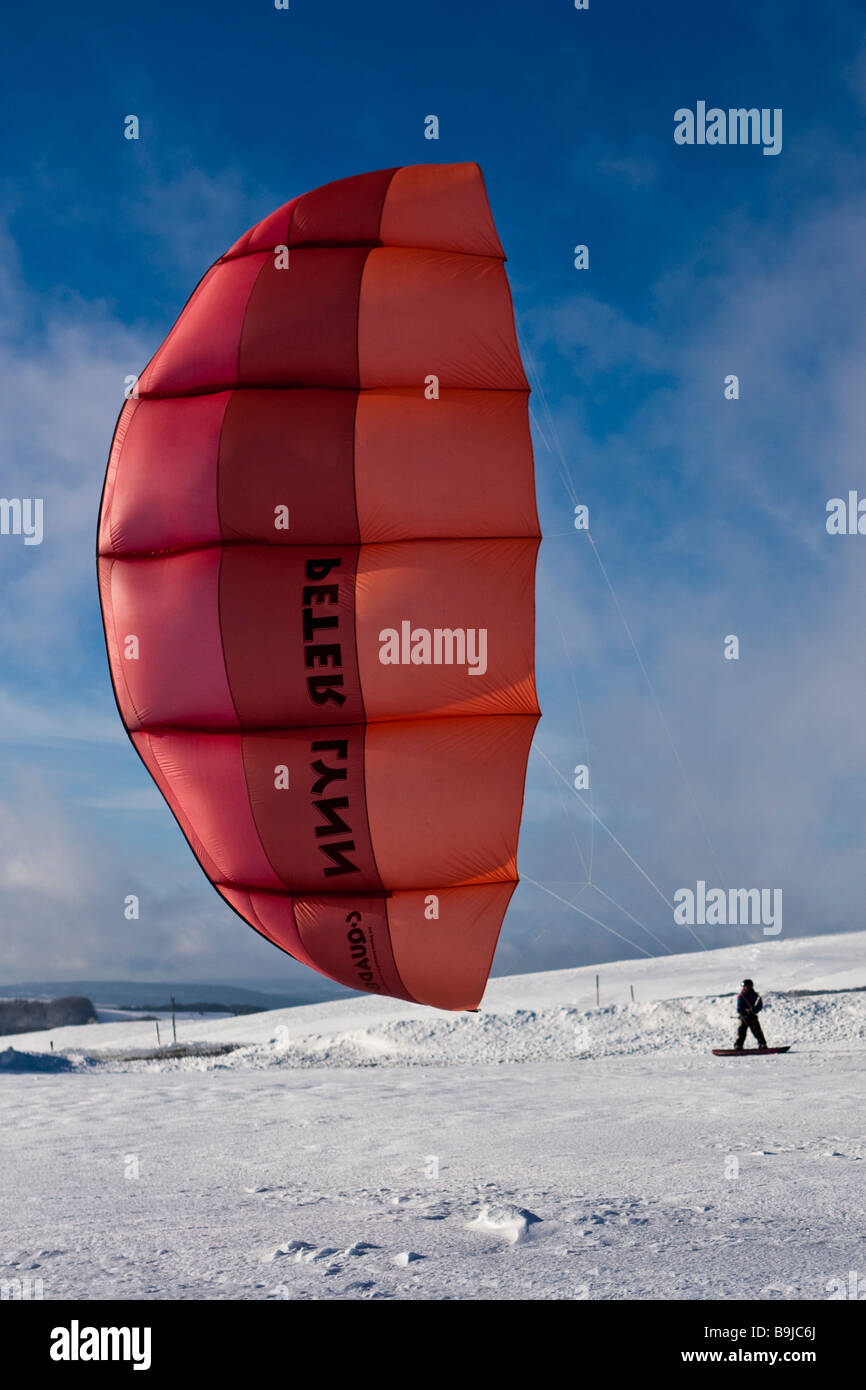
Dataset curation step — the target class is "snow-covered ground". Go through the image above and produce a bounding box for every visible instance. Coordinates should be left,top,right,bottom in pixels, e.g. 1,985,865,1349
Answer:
1,930,864,1300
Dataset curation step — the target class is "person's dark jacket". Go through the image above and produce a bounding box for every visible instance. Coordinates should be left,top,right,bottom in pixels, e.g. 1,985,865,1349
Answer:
737,988,763,1016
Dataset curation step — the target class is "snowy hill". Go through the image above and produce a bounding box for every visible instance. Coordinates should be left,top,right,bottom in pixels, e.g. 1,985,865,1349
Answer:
2,931,863,1302
2,928,863,1069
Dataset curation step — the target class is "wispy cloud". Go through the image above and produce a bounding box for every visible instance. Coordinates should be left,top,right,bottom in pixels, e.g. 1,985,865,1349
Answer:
0,691,119,747
510,167,866,968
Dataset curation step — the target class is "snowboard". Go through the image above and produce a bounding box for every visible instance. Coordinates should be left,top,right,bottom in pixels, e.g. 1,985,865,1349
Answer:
712,1046,791,1056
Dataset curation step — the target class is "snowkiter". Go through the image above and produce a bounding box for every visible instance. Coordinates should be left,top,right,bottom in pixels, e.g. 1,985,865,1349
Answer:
735,979,767,1050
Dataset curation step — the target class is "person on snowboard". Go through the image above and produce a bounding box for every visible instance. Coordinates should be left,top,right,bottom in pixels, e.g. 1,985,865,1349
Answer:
735,978,767,1050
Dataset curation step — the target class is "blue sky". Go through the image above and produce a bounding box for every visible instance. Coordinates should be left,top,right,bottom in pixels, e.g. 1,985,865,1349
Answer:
2,0,866,991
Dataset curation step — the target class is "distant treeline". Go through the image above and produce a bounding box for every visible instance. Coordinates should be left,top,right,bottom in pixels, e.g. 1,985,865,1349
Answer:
0,995,97,1035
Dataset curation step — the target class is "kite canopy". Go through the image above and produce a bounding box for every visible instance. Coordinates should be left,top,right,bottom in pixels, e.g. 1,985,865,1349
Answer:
98,162,540,1010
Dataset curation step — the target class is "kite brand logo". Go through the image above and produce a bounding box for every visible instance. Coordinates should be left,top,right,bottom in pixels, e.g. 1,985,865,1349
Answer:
303,557,346,707
310,739,359,878
346,913,382,992
378,620,488,676
49,1320,151,1370
0,496,43,545
674,103,783,156
673,880,782,936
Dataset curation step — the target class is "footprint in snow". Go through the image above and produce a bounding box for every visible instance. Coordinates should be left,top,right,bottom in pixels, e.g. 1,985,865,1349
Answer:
261,1239,381,1265
391,1197,452,1220
261,1240,316,1263
298,1247,341,1265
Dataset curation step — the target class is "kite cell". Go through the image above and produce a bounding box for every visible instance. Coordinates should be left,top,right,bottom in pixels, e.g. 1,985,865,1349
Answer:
97,162,540,1010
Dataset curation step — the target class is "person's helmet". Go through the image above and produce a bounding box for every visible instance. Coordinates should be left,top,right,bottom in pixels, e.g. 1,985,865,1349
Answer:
742,978,754,988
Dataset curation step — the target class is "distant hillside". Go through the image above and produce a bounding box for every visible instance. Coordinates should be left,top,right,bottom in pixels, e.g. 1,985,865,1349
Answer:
0,978,357,1012
0,996,97,1035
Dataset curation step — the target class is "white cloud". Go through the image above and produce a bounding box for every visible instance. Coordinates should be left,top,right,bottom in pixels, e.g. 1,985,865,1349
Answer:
0,229,152,667
509,182,866,967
